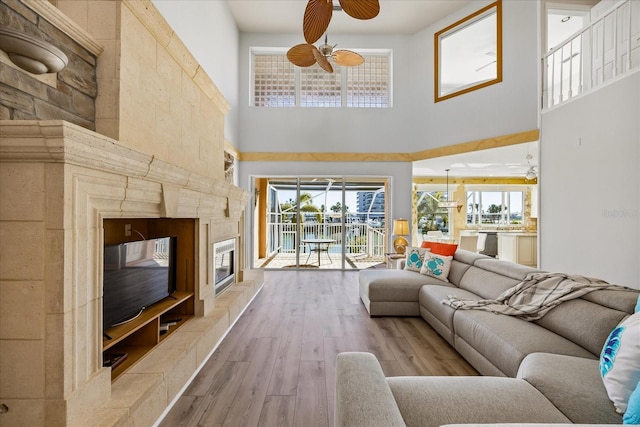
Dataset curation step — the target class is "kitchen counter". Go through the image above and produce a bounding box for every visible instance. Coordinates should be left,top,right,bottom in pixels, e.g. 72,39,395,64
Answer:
497,232,537,267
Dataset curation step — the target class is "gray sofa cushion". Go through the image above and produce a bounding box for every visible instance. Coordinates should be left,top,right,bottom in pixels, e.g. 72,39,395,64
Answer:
582,288,640,313
452,249,492,266
359,269,453,303
457,266,522,299
335,352,405,426
419,285,481,344
453,309,595,377
387,376,570,427
473,258,544,281
517,352,622,424
457,259,544,299
533,298,630,356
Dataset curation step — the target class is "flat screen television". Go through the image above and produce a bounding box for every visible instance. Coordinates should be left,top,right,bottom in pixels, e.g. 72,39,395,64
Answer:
103,236,177,330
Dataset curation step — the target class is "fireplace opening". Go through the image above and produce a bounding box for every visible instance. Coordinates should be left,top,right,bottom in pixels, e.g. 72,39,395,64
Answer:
214,238,236,295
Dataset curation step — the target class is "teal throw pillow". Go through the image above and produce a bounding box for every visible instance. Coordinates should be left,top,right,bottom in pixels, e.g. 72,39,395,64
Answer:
635,294,640,313
624,381,640,424
419,251,453,282
600,311,640,414
404,247,429,272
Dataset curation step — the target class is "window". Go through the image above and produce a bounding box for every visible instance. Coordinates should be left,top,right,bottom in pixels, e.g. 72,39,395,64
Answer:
300,66,342,107
435,0,502,102
252,49,391,108
253,54,296,107
347,54,390,107
466,190,523,226
416,190,450,234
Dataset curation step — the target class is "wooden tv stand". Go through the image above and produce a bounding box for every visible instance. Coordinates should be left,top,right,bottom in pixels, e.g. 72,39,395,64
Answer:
102,291,194,381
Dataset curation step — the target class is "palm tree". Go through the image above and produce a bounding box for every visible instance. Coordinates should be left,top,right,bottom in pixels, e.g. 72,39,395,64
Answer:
280,192,322,223
417,191,447,233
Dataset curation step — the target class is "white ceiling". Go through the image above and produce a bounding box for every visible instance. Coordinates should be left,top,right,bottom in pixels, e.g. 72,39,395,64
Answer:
226,0,474,36
413,142,538,178
226,0,539,178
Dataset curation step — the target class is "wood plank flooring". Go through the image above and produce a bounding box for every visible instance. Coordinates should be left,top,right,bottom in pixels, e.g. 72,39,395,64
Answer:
159,270,477,427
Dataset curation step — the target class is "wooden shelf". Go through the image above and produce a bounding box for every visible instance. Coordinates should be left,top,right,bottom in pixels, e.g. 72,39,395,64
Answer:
102,291,194,380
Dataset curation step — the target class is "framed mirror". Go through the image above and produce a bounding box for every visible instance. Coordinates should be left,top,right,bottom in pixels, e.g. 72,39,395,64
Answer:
435,0,502,102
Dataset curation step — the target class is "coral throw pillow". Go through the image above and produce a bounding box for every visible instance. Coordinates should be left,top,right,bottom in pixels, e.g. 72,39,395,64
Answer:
420,241,458,256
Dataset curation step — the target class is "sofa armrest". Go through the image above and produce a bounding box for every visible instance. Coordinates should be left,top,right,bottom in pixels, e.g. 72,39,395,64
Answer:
335,352,406,427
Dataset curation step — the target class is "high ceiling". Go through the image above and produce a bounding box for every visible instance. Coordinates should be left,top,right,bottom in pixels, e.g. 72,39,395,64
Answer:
226,0,474,35
226,0,539,178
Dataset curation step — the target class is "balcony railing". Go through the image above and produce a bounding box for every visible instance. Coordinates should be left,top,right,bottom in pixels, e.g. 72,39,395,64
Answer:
542,0,640,109
267,213,386,260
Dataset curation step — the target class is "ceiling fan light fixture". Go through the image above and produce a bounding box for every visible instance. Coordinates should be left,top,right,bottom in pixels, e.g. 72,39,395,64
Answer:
287,35,364,73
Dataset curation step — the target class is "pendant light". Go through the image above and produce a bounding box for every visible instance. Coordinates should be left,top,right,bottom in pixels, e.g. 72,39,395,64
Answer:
438,169,459,209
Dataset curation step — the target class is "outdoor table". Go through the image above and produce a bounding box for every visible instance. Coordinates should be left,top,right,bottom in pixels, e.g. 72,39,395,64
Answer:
302,238,336,265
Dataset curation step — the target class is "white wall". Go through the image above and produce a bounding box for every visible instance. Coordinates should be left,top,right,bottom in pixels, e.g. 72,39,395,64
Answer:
238,32,416,153
410,0,540,148
237,0,539,154
152,0,240,146
539,71,640,289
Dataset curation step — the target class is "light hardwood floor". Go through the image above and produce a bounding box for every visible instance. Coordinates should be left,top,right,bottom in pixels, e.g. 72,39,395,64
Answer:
159,270,477,427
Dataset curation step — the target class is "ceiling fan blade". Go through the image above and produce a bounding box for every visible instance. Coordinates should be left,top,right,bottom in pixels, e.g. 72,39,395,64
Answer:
303,0,333,44
338,0,380,20
333,49,364,67
287,43,317,67
312,47,334,73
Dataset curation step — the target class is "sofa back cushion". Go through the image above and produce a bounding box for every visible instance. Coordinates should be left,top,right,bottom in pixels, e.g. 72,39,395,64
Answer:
473,258,543,281
457,258,545,300
448,260,473,287
582,288,640,314
445,250,489,287
534,298,631,356
457,266,523,299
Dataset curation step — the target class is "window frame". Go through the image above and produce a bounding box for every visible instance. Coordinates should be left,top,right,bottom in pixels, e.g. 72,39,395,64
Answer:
465,189,524,226
250,47,392,108
434,0,503,103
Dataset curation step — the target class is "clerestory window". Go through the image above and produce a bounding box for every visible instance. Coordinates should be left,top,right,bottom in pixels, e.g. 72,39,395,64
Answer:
251,48,391,108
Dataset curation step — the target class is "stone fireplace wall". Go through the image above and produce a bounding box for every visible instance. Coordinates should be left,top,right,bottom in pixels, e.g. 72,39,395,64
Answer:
0,1,252,426
0,0,101,128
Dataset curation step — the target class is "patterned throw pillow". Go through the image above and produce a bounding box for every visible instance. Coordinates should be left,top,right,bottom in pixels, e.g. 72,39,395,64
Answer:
419,251,453,282
404,247,430,272
624,381,640,424
600,311,640,414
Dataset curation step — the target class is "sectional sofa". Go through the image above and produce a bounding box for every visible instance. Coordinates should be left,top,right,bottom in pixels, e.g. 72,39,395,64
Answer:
336,249,640,426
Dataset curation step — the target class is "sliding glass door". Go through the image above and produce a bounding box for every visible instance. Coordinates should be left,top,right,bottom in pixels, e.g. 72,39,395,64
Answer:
253,177,387,270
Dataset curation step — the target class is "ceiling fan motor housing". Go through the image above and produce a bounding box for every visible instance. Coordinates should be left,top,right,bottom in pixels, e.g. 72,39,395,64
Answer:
319,43,333,56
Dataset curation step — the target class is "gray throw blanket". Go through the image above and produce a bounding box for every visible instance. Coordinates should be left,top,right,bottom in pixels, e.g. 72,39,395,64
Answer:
442,272,622,321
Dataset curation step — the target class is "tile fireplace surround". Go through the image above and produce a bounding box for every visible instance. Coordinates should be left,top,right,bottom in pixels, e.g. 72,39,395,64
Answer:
0,120,259,426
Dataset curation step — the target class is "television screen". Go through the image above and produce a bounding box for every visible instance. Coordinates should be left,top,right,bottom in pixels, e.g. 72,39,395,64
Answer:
103,236,176,329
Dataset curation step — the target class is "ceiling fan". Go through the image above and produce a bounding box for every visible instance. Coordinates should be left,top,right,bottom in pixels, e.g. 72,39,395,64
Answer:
510,153,537,180
303,0,380,44
524,153,538,180
287,35,364,73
